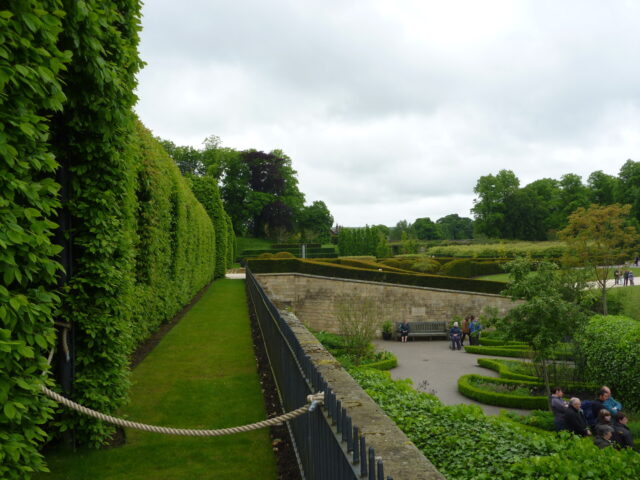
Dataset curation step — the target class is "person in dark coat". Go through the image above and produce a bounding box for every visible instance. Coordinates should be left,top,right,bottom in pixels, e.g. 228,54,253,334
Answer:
564,398,591,437
550,387,568,431
593,425,614,449
613,412,635,449
590,389,609,426
399,320,410,343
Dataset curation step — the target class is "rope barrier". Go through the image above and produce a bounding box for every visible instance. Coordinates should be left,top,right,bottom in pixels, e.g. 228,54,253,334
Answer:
41,385,324,436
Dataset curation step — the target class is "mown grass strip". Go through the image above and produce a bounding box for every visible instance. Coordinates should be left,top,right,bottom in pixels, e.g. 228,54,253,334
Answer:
37,279,277,480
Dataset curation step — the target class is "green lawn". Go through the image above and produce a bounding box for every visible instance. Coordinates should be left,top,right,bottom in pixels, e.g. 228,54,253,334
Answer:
38,279,277,480
476,267,640,284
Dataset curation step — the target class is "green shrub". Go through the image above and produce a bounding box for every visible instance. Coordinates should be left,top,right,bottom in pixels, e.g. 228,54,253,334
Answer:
575,314,640,411
410,258,441,273
361,352,398,370
501,410,556,432
257,252,274,259
273,251,295,258
248,258,506,295
465,345,574,360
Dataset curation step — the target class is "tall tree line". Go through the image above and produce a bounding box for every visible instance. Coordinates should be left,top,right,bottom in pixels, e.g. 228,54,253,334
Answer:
472,160,640,240
159,137,334,242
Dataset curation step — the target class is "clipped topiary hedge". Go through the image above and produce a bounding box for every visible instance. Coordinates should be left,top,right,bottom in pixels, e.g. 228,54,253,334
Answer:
440,258,509,278
458,374,549,409
575,315,640,411
464,345,532,358
478,338,528,347
477,358,540,382
248,258,506,295
361,356,398,371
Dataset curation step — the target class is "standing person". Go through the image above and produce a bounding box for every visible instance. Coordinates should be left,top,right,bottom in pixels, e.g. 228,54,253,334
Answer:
461,316,470,346
614,269,621,285
613,412,635,449
629,271,635,286
564,398,591,437
399,320,410,343
469,316,482,346
635,256,639,267
589,388,610,427
449,321,462,350
550,387,568,431
624,269,630,286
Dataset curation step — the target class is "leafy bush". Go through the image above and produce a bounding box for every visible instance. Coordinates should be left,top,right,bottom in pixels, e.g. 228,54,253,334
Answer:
410,258,441,273
501,410,556,432
248,258,506,294
575,315,640,411
350,368,640,479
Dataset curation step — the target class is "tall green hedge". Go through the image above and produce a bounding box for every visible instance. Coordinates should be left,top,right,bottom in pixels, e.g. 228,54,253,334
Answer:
248,258,506,294
0,2,70,478
129,123,216,345
47,0,144,447
224,212,235,268
575,315,640,411
189,175,228,278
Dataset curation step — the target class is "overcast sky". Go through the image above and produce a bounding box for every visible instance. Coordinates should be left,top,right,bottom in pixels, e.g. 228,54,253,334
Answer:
135,0,640,227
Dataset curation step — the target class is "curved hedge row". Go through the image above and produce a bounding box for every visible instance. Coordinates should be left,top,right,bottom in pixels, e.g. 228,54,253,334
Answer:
360,356,398,371
478,338,528,347
248,258,506,295
458,374,549,409
575,315,640,411
0,3,70,478
458,374,596,410
477,358,540,382
465,344,574,361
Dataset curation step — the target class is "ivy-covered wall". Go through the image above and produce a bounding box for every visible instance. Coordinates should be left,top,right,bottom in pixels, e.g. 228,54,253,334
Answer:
2,1,234,477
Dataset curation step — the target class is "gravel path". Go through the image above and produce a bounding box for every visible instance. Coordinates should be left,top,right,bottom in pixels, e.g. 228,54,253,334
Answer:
374,338,530,416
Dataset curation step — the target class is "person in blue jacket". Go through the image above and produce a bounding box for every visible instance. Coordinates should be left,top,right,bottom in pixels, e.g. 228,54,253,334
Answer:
602,385,623,415
469,316,482,345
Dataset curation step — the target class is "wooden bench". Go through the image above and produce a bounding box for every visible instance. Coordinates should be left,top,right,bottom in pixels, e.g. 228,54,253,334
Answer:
394,321,449,340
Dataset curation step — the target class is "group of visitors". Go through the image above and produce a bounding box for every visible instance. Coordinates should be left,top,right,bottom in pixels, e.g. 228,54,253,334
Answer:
613,268,635,286
449,315,481,350
550,386,634,449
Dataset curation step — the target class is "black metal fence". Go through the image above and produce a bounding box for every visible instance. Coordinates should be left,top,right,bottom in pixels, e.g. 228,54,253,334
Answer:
246,269,392,480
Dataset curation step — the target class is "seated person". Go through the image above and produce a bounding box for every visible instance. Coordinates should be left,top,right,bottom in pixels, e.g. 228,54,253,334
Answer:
602,385,623,415
449,322,462,350
563,398,591,437
399,320,410,343
613,412,635,449
593,425,614,449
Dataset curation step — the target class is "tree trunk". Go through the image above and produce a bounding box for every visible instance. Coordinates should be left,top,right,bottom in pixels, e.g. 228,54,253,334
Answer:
602,284,608,315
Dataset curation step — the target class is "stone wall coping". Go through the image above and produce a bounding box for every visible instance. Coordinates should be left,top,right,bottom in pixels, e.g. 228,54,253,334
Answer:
256,272,507,298
279,310,446,480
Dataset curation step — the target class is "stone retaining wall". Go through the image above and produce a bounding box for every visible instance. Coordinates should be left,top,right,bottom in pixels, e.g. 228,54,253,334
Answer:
257,273,518,333
279,309,445,479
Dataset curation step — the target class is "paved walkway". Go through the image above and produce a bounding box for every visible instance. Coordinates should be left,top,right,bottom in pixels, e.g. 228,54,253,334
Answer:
373,338,529,416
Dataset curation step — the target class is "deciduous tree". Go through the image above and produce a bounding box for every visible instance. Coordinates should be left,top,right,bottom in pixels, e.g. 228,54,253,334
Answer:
559,203,639,315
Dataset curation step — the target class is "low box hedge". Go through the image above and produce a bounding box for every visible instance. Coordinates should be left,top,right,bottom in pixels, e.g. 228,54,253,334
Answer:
458,374,597,410
477,358,540,382
478,338,528,347
361,356,398,371
247,258,506,295
458,374,549,409
465,345,574,361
